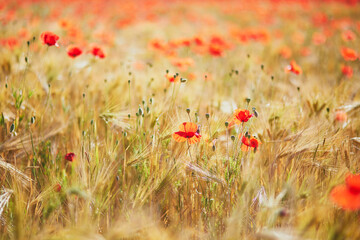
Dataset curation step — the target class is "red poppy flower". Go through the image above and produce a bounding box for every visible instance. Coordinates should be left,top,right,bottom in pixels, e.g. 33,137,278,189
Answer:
149,39,166,51
330,173,360,210
172,122,201,144
89,44,105,58
279,46,292,59
67,45,82,58
342,30,356,42
165,73,179,83
312,32,326,45
285,60,302,75
40,31,59,47
54,183,62,192
335,110,347,122
170,57,194,71
193,36,205,46
341,65,353,78
65,152,75,162
209,43,224,57
300,47,311,57
341,47,358,61
233,109,253,124
241,136,260,151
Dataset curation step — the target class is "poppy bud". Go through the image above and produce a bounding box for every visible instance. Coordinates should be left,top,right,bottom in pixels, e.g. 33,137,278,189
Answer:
245,98,251,104
180,78,187,83
186,108,190,114
10,123,15,132
252,107,258,118
279,208,288,217
231,135,235,141
205,113,210,119
225,121,229,127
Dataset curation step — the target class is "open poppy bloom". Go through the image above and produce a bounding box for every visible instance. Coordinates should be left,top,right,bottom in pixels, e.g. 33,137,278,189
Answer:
209,43,224,57
312,32,326,45
165,73,179,82
54,183,62,192
172,122,201,144
330,173,360,210
334,110,347,122
67,45,82,58
285,60,302,75
89,44,105,58
232,109,253,124
341,65,353,78
40,31,59,47
241,136,260,152
65,152,75,162
279,46,292,59
341,47,358,61
342,30,356,42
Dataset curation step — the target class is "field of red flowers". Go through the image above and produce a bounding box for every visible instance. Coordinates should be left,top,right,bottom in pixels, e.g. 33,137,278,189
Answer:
1,0,360,239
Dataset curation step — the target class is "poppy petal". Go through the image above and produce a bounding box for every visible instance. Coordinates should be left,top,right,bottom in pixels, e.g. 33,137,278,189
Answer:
346,174,360,193
179,122,198,133
188,135,201,144
172,132,186,142
330,185,360,210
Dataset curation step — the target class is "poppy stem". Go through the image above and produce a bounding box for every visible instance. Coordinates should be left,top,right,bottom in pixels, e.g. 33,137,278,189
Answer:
226,127,229,162
233,123,244,160
186,140,193,162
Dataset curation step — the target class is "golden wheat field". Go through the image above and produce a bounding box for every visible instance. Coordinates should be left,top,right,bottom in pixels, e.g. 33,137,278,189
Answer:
1,0,360,239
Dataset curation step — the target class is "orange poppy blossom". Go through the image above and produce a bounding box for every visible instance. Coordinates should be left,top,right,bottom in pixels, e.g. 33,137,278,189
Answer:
40,31,59,47
241,135,260,152
341,30,356,42
279,46,292,59
172,122,201,144
341,47,357,61
334,110,347,122
232,109,254,125
330,173,360,210
312,32,326,45
165,72,179,83
285,60,302,75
